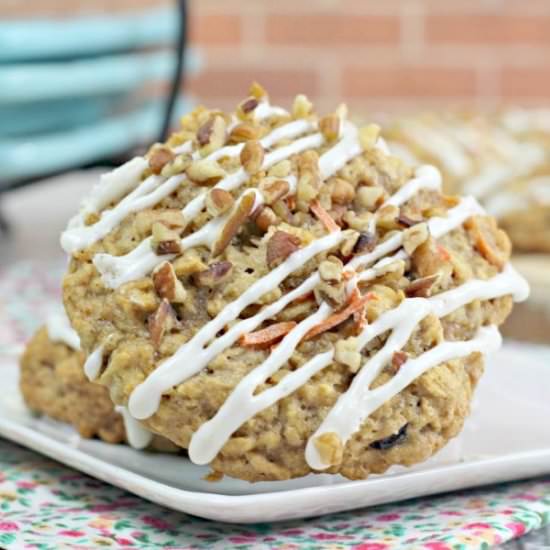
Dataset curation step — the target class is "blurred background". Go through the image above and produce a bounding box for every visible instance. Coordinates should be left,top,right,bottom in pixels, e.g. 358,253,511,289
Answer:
1,0,549,187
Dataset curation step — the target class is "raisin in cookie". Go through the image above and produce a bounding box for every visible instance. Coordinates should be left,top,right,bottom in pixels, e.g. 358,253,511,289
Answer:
62,85,528,481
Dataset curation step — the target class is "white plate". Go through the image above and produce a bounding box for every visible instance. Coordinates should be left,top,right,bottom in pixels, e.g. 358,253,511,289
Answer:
1,342,549,523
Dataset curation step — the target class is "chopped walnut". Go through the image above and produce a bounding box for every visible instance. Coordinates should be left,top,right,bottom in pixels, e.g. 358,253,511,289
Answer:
292,94,313,118
357,185,384,210
228,123,261,143
335,337,362,372
344,210,374,232
340,230,361,257
403,222,429,256
148,145,175,175
259,178,289,205
314,280,346,308
151,222,182,255
187,159,225,184
405,273,440,298
330,177,355,205
319,113,341,141
374,259,405,279
358,124,380,150
249,81,267,100
152,261,187,303
148,299,179,349
197,115,226,156
412,237,452,279
193,261,233,287
266,230,301,268
240,140,264,174
211,192,256,257
205,188,234,217
314,432,343,467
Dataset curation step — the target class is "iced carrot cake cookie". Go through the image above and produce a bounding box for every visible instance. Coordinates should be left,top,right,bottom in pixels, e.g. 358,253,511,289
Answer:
385,111,550,253
20,312,174,450
62,85,528,481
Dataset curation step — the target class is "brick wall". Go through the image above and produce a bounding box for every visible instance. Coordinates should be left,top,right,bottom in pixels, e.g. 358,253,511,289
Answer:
3,0,549,116
188,0,550,116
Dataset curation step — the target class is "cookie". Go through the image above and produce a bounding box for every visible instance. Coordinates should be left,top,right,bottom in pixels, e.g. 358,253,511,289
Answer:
20,312,175,450
385,111,550,253
62,84,528,481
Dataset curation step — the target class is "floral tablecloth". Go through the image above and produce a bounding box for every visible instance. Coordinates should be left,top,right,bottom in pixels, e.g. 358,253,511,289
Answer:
1,260,550,549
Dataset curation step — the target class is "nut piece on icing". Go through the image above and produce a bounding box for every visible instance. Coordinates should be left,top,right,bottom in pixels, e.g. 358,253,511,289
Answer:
266,231,301,269
152,261,187,303
211,192,257,257
151,222,182,255
206,188,235,217
148,299,179,349
240,140,265,174
314,432,344,468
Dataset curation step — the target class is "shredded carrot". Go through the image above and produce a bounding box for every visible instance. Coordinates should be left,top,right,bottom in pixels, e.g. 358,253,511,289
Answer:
305,291,374,340
353,306,368,335
292,291,315,304
240,321,297,349
342,269,356,281
286,195,296,210
310,200,339,233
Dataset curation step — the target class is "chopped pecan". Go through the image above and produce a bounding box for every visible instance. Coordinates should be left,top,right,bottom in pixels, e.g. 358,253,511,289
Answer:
152,261,187,303
253,206,279,232
240,140,264,174
376,204,400,230
160,153,192,178
238,97,259,119
353,231,377,254
330,177,355,205
292,94,313,118
314,280,346,308
266,231,301,268
412,237,451,278
319,113,341,141
228,123,261,143
405,274,440,298
403,222,429,256
151,222,182,255
465,216,511,270
187,159,225,185
205,188,234,217
197,115,226,155
211,192,256,257
259,178,289,205
134,209,186,237
297,150,321,210
358,124,380,150
357,185,384,210
148,299,179,349
148,145,175,175
193,261,233,287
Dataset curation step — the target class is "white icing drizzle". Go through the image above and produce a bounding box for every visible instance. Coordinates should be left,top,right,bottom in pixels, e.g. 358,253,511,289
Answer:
115,406,154,449
45,311,81,351
485,176,550,217
502,108,550,134
83,345,104,381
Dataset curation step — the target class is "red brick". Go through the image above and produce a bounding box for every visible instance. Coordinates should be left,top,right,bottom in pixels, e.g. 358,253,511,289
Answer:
190,14,242,46
426,15,550,44
188,67,319,104
266,14,399,46
501,68,550,98
343,66,477,98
